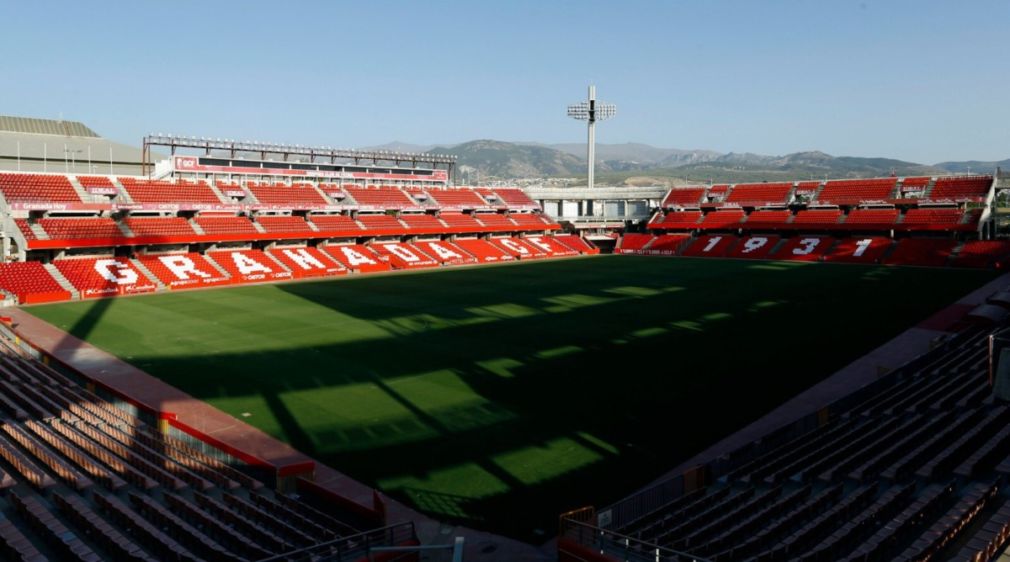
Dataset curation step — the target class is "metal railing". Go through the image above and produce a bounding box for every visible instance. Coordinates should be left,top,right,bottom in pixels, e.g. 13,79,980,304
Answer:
257,522,418,562
560,517,710,562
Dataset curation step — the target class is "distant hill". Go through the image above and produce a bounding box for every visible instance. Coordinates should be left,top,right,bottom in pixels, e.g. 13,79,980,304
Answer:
362,138,1006,184
934,159,1010,174
427,139,585,178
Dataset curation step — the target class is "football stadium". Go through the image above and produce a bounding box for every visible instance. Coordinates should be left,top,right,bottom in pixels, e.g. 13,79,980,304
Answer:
3,2,1010,561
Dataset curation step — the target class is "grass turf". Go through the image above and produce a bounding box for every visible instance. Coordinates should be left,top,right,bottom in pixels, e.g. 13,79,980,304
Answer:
28,256,996,540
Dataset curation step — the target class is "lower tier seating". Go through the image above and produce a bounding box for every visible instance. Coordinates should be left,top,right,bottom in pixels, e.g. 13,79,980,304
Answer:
681,235,738,257
727,235,781,259
207,249,294,283
370,243,440,269
320,244,391,273
413,240,478,265
0,262,72,304
489,237,548,259
136,253,231,289
884,238,958,267
266,247,347,278
769,236,835,262
617,234,654,254
452,238,515,263
824,236,894,264
53,258,158,298
647,234,691,255
951,241,1010,268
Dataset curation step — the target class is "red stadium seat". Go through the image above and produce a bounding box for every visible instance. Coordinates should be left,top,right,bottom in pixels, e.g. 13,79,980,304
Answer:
256,215,315,234
792,209,843,228
489,237,548,259
743,210,792,230
247,182,327,207
0,173,81,204
452,238,516,263
698,209,746,230
661,188,706,208
681,234,738,257
370,243,440,269
357,214,408,234
816,178,896,205
0,262,72,304
726,183,792,205
38,218,124,241
824,237,893,264
195,215,259,236
843,208,899,229
553,235,599,255
426,188,489,209
951,240,1010,268
414,240,479,265
53,257,158,298
119,178,222,205
135,253,231,289
727,235,781,259
345,186,416,209
617,233,655,254
310,214,364,236
883,238,958,267
320,244,391,272
650,211,702,230
770,236,834,261
929,176,991,201
523,235,579,256
207,249,295,283
266,247,347,278
646,234,690,255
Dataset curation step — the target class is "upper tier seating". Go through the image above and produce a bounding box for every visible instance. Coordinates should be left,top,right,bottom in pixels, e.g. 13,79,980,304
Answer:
843,208,899,229
440,212,485,232
14,219,36,241
266,247,347,278
743,210,792,230
119,178,221,204
427,188,488,208
76,176,115,188
38,218,124,240
930,176,991,200
901,208,965,230
318,183,348,200
194,215,259,236
247,182,328,206
137,252,231,288
399,213,445,231
54,257,158,298
792,209,843,227
124,217,197,238
647,234,690,255
309,214,363,235
901,176,931,190
356,214,406,232
344,186,415,208
475,213,515,229
0,262,72,304
510,213,555,229
726,182,792,205
883,238,958,266
816,178,897,205
255,215,315,234
452,238,515,263
0,173,81,203
824,236,893,263
662,188,706,207
651,211,702,229
493,188,537,208
698,209,746,229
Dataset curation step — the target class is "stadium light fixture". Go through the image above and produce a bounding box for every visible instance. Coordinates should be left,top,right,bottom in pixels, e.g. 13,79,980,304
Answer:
567,85,616,189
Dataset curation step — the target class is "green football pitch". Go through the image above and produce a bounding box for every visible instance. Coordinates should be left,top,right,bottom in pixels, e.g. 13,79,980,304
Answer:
28,256,996,539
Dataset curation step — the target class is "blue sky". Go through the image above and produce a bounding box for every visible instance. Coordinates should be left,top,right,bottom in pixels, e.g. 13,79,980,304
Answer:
2,0,1007,163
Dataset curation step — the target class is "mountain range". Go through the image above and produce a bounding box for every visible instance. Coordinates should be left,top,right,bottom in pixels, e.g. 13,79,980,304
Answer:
361,140,1006,185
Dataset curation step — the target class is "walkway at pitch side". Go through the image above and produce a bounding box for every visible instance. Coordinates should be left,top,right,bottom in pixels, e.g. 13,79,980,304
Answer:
4,307,554,562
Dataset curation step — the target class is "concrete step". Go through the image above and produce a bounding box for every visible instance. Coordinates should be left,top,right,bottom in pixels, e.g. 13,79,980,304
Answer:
42,263,80,299
130,258,165,291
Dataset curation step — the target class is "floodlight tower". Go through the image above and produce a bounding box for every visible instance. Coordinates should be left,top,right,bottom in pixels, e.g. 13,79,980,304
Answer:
567,85,616,189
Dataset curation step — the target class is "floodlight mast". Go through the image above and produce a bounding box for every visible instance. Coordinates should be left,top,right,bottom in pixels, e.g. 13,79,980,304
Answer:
566,85,616,189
